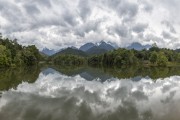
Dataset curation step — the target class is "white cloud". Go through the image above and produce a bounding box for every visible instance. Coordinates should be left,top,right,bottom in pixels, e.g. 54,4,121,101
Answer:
0,0,180,50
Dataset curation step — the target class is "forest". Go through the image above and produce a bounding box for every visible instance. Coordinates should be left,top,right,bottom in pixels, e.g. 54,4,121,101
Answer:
51,46,180,67
1,33,180,68
87,47,180,67
0,34,41,67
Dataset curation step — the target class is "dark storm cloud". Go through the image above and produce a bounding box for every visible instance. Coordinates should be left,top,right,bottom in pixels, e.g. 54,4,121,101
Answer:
62,11,79,27
74,20,101,37
139,0,153,12
144,34,164,43
132,23,148,33
24,4,40,15
0,1,30,33
106,0,121,8
0,1,22,23
0,0,179,50
117,1,139,21
143,4,153,12
162,31,176,40
161,21,176,33
36,0,52,7
78,0,91,21
16,0,52,7
114,24,129,38
105,0,139,22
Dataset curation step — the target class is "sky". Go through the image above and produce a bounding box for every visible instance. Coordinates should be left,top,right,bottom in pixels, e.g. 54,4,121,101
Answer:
0,0,180,50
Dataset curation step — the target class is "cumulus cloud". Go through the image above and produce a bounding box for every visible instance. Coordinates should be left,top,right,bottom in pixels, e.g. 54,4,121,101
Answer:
132,23,148,33
161,20,176,33
113,24,129,38
0,0,180,50
161,30,177,46
139,0,153,13
78,0,92,21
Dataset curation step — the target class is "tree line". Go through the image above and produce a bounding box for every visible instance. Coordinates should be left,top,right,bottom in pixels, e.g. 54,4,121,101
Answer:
52,55,86,66
88,47,180,67
0,34,41,67
50,46,180,67
1,33,180,68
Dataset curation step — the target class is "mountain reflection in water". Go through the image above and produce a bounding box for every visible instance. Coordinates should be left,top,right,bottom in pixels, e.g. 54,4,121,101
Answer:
0,66,180,120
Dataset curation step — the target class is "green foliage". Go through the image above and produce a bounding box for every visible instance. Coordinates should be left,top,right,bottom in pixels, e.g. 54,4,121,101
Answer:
53,48,88,57
0,34,41,67
86,46,107,55
53,55,86,66
150,51,169,66
0,45,11,67
150,51,158,64
88,55,103,66
0,66,40,90
88,47,180,67
88,48,139,67
149,46,160,52
157,52,168,66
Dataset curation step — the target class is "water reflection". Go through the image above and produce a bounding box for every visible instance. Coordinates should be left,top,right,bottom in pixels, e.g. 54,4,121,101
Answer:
0,66,40,90
0,68,180,120
1,66,180,91
53,66,180,80
52,66,112,81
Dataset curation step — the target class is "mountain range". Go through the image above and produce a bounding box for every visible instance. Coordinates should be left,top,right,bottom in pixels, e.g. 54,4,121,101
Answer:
41,48,57,56
42,41,152,56
79,41,115,55
127,42,152,51
51,41,115,57
52,47,88,57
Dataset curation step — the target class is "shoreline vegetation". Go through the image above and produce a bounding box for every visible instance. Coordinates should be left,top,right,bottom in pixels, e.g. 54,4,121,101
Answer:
0,34,180,68
0,34,42,68
49,47,180,68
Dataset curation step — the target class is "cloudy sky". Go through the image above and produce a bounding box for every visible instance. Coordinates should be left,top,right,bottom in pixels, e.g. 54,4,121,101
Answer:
0,0,180,50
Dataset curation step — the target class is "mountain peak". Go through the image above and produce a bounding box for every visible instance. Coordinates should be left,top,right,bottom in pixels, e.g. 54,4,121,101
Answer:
98,41,115,51
70,46,78,49
127,42,152,51
79,41,115,55
41,48,57,56
107,41,119,49
96,40,106,46
79,42,95,52
53,47,87,57
100,40,106,44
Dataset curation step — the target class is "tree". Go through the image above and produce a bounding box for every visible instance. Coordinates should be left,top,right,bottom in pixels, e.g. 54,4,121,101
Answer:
53,55,85,66
0,45,11,67
150,51,158,64
0,33,2,39
0,33,43,67
157,52,168,66
22,49,37,66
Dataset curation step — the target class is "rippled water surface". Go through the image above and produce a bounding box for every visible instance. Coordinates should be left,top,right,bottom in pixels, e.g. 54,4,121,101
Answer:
0,66,180,120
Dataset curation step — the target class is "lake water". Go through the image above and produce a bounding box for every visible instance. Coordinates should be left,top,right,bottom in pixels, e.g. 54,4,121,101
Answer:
0,66,180,120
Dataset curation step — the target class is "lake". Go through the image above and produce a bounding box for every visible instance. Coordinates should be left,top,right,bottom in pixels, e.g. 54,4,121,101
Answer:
0,65,180,120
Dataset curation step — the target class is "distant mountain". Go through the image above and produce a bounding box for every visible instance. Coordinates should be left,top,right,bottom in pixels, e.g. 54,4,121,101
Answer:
175,49,180,52
53,47,87,57
39,51,48,57
127,42,152,51
107,41,119,49
86,46,108,55
44,41,116,57
41,48,57,56
79,43,95,52
53,67,112,82
98,41,115,51
70,46,78,50
79,40,115,55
